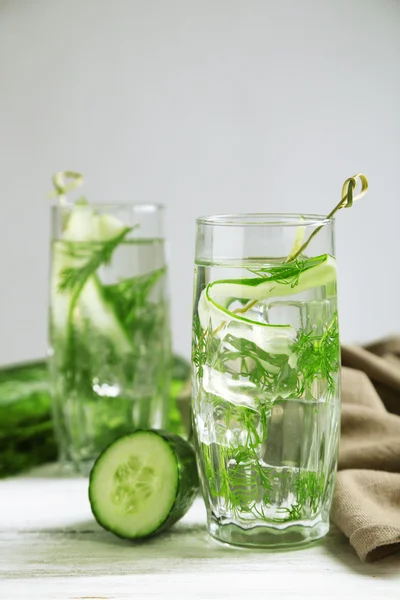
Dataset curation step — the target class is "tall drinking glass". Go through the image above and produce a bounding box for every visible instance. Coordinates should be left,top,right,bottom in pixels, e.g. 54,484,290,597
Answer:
192,214,340,547
49,202,170,473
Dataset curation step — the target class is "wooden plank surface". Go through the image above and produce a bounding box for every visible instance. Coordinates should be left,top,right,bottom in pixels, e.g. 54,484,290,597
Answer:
0,465,399,599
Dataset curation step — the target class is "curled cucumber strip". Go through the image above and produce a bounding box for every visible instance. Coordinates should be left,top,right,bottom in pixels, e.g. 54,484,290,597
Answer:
198,254,337,355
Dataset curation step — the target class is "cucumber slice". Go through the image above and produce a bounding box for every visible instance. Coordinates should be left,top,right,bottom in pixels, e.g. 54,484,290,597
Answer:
89,430,199,539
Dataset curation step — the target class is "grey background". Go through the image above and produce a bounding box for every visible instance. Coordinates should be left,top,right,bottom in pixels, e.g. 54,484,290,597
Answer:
0,0,399,364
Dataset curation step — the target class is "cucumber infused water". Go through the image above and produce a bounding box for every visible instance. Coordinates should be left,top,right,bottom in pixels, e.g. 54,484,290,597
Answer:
192,176,368,548
191,208,348,548
49,178,170,473
192,253,340,546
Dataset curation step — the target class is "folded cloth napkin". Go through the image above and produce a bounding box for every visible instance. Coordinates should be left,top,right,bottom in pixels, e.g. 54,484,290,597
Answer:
331,339,400,562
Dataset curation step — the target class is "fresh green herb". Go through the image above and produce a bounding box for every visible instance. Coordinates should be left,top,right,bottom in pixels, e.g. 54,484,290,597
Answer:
193,316,294,399
199,399,274,520
293,312,340,398
192,316,219,378
192,315,205,376
248,254,327,284
202,414,327,525
102,267,166,337
284,471,326,521
214,334,293,396
58,227,133,294
193,306,339,403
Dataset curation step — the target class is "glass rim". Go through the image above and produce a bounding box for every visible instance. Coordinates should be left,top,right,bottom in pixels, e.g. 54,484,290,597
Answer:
196,212,333,227
51,202,164,212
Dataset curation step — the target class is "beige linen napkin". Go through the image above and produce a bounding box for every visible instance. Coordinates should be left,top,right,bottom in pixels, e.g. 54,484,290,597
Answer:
332,341,400,561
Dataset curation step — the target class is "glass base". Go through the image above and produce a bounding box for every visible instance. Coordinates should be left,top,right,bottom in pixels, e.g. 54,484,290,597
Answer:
58,458,94,477
209,516,329,549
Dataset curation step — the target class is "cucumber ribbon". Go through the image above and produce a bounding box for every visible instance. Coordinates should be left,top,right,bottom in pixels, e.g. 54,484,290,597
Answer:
198,255,337,354
49,171,84,206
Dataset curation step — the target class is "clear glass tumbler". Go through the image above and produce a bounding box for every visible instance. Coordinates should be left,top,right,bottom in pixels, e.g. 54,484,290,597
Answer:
49,202,170,473
191,214,340,547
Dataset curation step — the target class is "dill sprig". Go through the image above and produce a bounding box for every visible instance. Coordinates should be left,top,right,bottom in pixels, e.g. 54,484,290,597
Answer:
202,409,327,524
215,334,292,394
192,316,219,378
59,227,132,293
201,400,273,518
293,312,339,398
248,255,327,284
102,267,166,337
284,471,326,521
192,312,339,401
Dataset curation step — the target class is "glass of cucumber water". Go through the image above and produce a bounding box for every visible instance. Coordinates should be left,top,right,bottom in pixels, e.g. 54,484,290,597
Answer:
192,213,340,547
49,200,170,474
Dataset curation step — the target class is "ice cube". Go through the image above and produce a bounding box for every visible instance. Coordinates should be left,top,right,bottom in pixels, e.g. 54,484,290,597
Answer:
263,301,304,331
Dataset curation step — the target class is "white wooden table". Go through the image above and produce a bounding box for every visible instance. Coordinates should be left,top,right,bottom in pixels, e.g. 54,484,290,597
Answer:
0,465,398,599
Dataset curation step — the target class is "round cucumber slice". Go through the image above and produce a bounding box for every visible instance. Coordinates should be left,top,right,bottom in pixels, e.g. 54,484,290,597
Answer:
89,430,199,539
